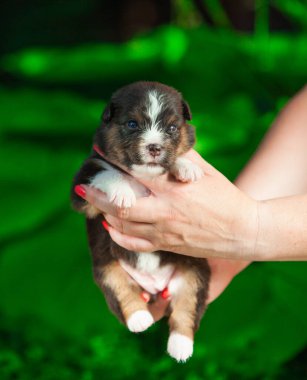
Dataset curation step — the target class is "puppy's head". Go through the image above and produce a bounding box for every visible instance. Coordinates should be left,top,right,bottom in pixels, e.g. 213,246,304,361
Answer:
94,81,195,177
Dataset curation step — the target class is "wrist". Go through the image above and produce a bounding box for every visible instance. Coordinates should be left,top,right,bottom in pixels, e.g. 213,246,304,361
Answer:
233,196,260,261
233,259,252,276
245,195,307,261
253,198,289,261
255,198,295,261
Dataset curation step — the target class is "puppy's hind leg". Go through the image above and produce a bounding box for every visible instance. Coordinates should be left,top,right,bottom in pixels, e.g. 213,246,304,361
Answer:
166,265,209,362
95,261,155,333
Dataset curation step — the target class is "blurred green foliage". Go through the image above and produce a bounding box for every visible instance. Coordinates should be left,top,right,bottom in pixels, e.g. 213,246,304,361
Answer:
1,1,307,378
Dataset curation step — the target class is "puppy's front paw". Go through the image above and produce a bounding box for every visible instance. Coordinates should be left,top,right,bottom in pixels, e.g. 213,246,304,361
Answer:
108,184,137,208
171,158,204,183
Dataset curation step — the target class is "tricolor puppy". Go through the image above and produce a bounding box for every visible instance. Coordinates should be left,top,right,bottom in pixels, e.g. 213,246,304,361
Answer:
71,81,210,362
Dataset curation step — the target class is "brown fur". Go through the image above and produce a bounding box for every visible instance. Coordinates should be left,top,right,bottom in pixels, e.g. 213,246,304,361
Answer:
71,81,210,361
102,261,147,321
168,267,205,339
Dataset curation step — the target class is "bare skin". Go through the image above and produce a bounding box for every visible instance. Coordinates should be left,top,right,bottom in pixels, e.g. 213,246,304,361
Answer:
78,85,307,314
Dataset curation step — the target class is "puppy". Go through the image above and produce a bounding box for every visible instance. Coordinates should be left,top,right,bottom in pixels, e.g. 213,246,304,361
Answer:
71,81,210,362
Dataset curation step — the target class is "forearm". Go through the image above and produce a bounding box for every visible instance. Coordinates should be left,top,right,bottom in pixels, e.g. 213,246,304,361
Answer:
235,85,307,261
80,87,307,263
255,195,307,261
236,85,307,199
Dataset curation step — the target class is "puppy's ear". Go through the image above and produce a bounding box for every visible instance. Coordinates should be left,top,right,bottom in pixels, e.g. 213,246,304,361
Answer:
101,102,114,123
182,100,192,120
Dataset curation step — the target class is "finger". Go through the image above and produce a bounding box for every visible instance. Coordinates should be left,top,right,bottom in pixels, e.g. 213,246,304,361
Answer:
133,172,176,193
80,185,167,223
147,294,170,322
108,225,155,252
110,195,167,223
182,149,215,172
81,185,119,217
104,214,155,240
114,196,167,222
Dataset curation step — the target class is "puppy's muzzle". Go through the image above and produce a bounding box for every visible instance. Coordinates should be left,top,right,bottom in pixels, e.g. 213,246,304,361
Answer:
147,144,162,158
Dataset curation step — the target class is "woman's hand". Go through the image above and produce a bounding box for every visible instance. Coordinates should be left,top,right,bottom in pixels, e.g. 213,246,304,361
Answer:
81,150,258,261
74,86,307,319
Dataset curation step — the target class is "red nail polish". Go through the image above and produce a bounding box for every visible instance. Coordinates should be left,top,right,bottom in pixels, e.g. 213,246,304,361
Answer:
161,287,170,299
141,292,150,303
93,144,104,157
102,220,109,232
74,185,86,198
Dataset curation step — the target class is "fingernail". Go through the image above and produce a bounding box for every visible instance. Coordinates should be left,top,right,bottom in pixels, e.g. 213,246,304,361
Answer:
102,220,109,232
93,144,104,157
74,185,86,198
161,287,170,299
141,292,150,303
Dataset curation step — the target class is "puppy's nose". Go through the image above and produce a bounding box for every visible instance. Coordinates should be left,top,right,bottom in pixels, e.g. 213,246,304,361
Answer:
147,144,162,158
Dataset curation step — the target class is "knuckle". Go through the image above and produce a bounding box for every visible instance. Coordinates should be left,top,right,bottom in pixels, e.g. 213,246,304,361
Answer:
116,207,130,220
118,220,125,234
109,216,125,234
165,208,178,222
150,229,163,250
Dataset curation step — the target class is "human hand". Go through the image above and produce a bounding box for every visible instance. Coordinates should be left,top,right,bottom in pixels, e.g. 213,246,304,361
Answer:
75,150,256,319
79,150,258,261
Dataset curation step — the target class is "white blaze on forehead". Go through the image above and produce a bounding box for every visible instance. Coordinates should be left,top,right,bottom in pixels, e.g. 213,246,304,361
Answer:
147,90,164,126
142,90,165,145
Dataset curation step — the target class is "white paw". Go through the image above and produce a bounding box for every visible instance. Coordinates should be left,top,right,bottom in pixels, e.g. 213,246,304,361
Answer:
89,166,137,208
173,158,204,183
167,332,194,362
127,310,154,333
108,185,136,208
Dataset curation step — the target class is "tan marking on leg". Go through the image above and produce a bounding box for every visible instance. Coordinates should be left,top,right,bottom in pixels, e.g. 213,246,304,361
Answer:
102,261,147,321
168,268,201,339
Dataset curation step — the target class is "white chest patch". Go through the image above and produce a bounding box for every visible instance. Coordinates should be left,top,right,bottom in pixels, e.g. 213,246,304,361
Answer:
136,252,160,272
131,164,165,178
119,254,176,295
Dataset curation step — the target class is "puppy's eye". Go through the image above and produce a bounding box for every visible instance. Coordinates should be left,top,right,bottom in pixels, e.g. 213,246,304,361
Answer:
127,120,138,129
168,125,177,133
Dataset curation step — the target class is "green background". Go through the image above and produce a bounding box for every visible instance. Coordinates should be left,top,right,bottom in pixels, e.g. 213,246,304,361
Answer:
1,1,307,379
